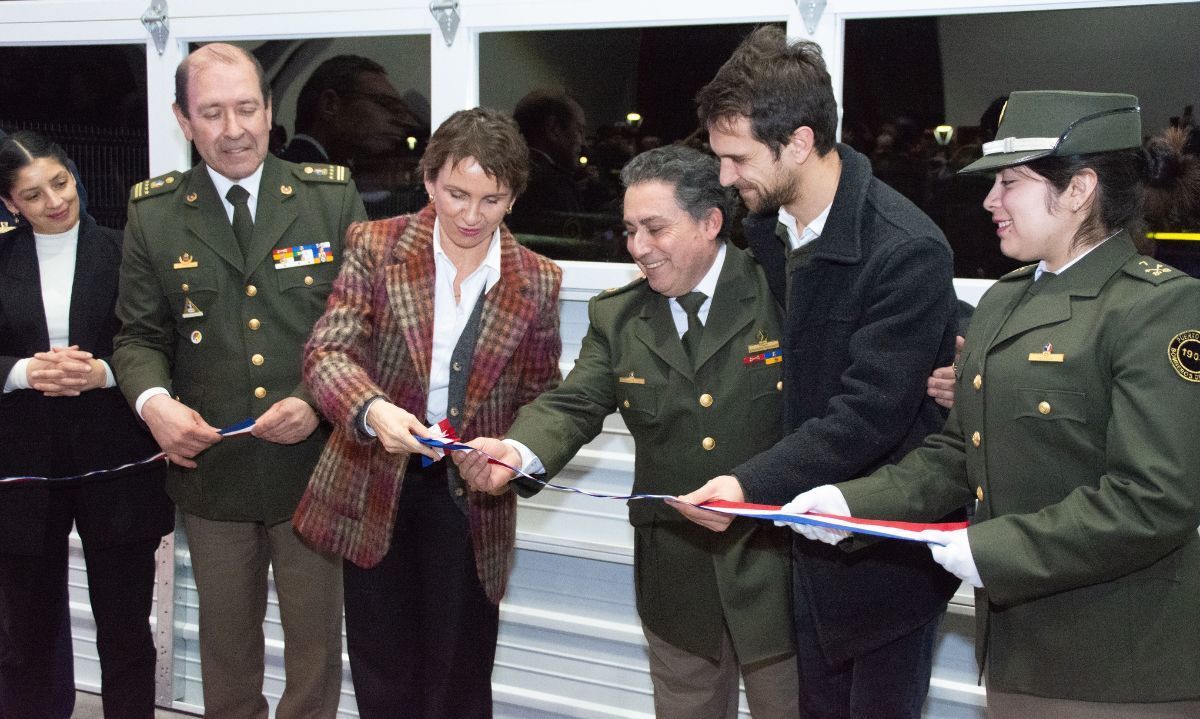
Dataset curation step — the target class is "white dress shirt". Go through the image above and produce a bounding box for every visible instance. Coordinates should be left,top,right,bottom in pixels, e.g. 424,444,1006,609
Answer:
361,218,502,435
777,202,832,250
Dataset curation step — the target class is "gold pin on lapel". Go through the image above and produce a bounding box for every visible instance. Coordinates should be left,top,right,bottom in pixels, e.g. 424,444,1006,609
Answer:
1028,342,1065,363
185,192,198,203
182,297,204,318
748,330,780,354
173,252,198,269
280,184,293,196
618,371,646,385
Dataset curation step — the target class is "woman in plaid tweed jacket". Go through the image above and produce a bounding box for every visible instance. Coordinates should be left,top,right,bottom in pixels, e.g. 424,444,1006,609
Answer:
293,108,562,718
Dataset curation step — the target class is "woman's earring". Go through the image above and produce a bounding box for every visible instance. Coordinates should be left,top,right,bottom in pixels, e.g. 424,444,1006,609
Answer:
506,203,514,215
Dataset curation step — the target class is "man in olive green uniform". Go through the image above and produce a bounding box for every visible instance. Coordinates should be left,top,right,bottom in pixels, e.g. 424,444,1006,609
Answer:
113,44,366,719
457,146,797,718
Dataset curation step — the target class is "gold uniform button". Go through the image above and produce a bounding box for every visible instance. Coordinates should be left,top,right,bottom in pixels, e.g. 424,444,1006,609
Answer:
452,361,462,372
976,486,984,502
254,387,267,399
776,380,783,391
973,374,982,391
251,353,264,366
304,275,314,286
699,393,713,408
1038,401,1052,415
248,318,261,330
623,399,631,408
450,407,459,417
245,285,258,297
702,437,716,451
181,283,190,292
455,487,465,497
971,431,981,448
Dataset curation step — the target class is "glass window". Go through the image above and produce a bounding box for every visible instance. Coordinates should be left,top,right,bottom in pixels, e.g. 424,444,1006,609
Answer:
0,44,148,230
843,2,1200,278
479,23,772,262
214,37,432,221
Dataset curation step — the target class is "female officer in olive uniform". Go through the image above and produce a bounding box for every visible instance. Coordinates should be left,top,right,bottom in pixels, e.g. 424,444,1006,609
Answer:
786,91,1200,717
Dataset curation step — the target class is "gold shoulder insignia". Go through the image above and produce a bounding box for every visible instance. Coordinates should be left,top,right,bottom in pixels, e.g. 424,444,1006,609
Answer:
0,221,16,235
998,263,1038,281
1126,257,1183,285
595,275,647,300
296,163,350,184
130,171,182,201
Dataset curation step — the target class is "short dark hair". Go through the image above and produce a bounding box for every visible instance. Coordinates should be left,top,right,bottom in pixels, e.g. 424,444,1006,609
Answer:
0,130,71,200
175,43,271,118
512,88,581,142
419,107,529,198
1024,149,1146,250
620,144,734,241
696,25,838,158
294,55,387,133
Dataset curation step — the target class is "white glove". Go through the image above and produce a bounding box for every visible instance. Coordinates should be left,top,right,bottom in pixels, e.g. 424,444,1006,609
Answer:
923,528,983,588
776,485,852,545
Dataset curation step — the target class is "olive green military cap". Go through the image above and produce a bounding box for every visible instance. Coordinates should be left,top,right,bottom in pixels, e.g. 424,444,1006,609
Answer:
961,90,1141,174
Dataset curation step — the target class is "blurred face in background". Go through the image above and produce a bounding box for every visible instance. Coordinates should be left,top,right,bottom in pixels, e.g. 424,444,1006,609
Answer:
2,157,80,235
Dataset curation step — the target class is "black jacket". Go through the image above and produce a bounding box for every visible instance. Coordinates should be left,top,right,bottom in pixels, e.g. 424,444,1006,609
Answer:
0,215,171,554
733,143,962,663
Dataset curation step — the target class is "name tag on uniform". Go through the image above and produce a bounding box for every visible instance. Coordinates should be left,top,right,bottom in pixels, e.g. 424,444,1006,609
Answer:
274,241,334,269
1028,342,1064,363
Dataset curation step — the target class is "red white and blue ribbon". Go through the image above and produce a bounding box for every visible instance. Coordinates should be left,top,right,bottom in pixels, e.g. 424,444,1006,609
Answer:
4,416,967,544
417,422,967,545
0,418,255,486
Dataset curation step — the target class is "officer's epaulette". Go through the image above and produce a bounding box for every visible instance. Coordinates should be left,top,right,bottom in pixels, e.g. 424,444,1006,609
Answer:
130,171,182,201
295,163,350,183
1124,256,1185,285
997,263,1038,281
594,275,647,301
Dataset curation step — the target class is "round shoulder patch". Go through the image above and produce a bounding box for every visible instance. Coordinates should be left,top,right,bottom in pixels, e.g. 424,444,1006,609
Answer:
1168,330,1200,382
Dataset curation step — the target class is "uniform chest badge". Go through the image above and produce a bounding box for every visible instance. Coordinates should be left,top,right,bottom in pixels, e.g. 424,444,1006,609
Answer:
1028,342,1064,363
748,330,780,354
181,297,204,319
618,371,645,385
173,252,198,269
273,241,334,269
1168,330,1200,382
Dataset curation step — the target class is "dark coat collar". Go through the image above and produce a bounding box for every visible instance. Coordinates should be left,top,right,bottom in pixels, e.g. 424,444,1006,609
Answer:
741,143,874,266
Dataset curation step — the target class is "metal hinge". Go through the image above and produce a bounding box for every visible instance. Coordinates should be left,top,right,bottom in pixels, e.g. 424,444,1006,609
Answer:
796,0,826,35
430,0,461,47
142,0,170,55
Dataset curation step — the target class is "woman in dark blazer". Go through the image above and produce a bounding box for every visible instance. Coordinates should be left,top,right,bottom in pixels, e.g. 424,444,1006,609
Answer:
0,130,173,718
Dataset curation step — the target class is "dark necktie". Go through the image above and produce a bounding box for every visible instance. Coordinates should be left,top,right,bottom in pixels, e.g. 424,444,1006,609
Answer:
677,291,707,365
225,184,254,256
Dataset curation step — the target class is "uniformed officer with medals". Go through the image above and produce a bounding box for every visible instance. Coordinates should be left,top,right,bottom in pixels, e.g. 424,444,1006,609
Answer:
112,44,366,718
